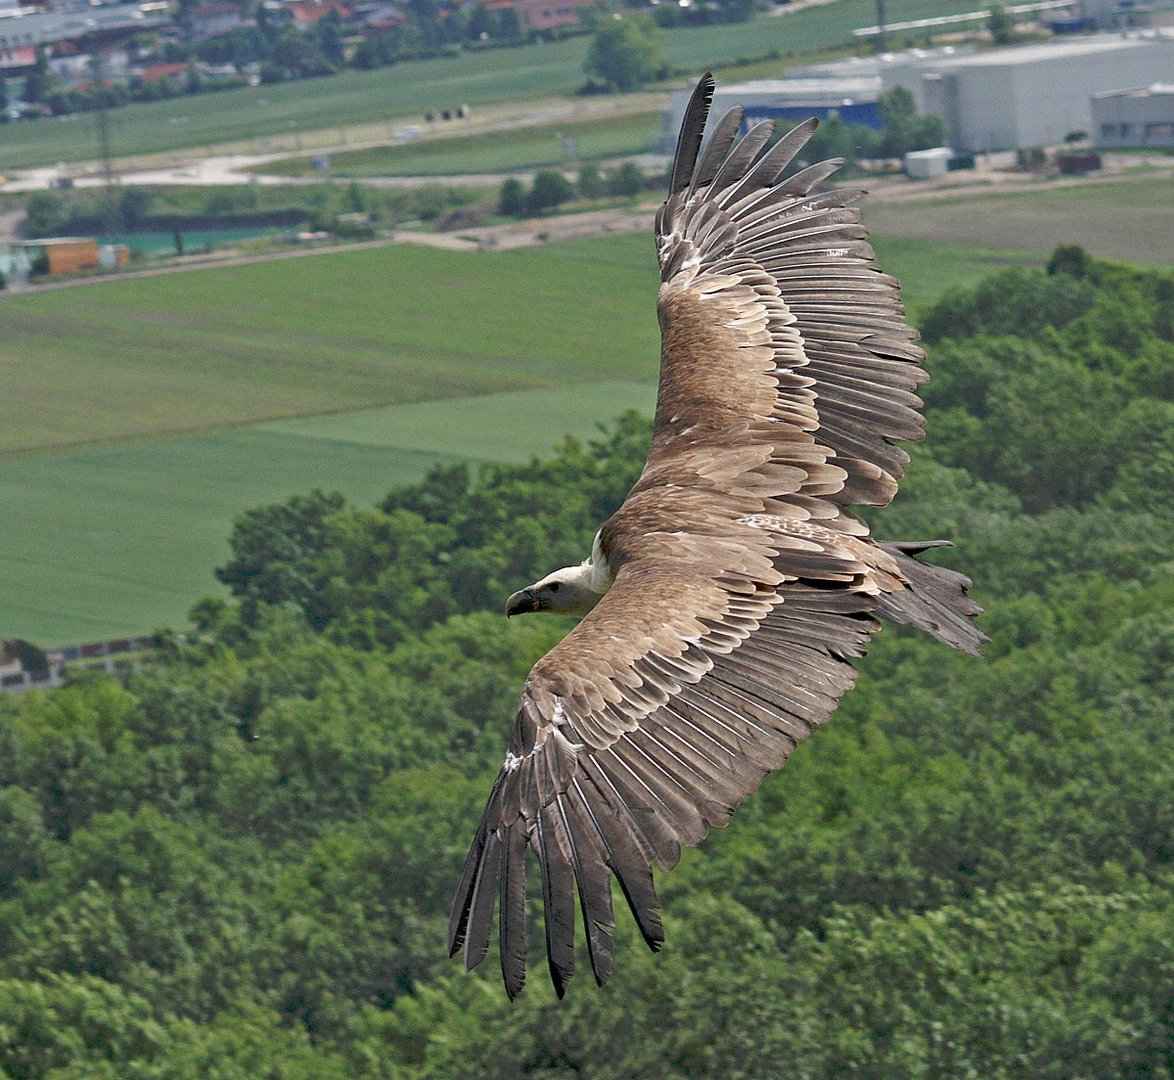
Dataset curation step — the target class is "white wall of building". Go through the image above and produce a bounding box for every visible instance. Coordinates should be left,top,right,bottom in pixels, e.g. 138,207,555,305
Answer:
662,34,1174,158
1093,84,1174,146
888,34,1174,151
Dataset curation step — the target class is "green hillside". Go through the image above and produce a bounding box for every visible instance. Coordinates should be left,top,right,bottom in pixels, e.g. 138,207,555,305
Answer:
0,248,1169,1077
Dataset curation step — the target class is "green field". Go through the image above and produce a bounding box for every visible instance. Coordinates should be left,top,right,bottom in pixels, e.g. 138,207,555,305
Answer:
0,47,591,171
257,381,657,458
866,174,1174,266
0,383,657,645
1,231,1040,644
1,231,1034,456
0,0,985,170
260,110,662,178
1,238,661,454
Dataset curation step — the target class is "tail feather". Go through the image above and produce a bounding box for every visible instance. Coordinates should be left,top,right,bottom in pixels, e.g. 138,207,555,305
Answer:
877,541,986,656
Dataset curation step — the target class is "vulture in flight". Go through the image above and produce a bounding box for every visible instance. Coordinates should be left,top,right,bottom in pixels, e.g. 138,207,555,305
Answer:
448,73,984,998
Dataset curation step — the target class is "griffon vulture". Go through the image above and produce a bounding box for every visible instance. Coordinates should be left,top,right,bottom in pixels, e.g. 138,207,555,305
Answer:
448,73,984,999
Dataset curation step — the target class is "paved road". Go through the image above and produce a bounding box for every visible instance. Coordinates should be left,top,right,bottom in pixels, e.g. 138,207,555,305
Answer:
0,95,670,194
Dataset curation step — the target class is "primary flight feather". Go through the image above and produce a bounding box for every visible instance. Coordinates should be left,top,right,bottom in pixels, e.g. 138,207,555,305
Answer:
447,73,984,999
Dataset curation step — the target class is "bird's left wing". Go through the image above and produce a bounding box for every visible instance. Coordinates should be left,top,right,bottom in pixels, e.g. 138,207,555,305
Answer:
447,558,881,999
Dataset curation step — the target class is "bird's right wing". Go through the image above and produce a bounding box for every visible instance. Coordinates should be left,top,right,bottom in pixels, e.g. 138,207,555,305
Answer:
447,557,881,999
656,73,929,508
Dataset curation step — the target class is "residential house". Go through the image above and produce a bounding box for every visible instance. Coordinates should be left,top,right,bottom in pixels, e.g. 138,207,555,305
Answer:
185,1,244,39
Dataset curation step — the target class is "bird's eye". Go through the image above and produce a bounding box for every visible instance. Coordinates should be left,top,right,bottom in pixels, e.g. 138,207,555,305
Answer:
548,582,561,593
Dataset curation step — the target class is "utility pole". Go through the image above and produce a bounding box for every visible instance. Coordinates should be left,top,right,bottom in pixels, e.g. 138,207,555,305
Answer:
875,0,887,52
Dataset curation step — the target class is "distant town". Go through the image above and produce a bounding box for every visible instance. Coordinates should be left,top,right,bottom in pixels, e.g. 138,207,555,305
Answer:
1,0,1172,127
1,0,1172,290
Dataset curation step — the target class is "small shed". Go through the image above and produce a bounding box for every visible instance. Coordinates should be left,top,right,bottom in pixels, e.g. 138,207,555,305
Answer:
904,147,953,180
21,237,100,275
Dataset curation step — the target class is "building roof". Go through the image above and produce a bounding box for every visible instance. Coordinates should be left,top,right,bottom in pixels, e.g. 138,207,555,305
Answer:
1094,82,1174,98
786,45,974,79
139,60,187,81
0,4,169,48
909,30,1174,69
287,3,329,22
19,237,98,246
0,44,35,68
713,76,882,105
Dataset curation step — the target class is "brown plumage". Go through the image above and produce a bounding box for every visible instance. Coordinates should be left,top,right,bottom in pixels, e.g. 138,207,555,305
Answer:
448,73,984,999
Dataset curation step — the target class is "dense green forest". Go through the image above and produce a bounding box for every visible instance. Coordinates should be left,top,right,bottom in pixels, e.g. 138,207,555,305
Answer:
0,248,1171,1077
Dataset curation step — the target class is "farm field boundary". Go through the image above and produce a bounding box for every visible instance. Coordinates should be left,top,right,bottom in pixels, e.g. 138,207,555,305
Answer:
0,231,1053,645
865,173,1174,267
0,383,656,645
257,110,663,179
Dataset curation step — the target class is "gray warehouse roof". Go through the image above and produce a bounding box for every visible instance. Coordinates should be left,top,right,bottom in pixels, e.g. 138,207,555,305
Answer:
1094,82,1174,97
0,2,168,48
903,29,1174,67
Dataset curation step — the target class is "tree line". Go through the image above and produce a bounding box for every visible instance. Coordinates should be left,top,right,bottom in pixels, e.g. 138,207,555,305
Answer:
0,247,1170,1076
494,88,948,221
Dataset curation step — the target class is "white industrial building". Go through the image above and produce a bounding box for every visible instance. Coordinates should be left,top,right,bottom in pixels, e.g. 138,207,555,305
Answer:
666,32,1174,154
1092,82,1174,146
888,32,1174,151
0,2,169,51
661,47,969,150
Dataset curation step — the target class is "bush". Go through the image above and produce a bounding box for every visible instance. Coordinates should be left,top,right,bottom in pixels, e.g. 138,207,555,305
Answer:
526,170,574,214
577,163,607,199
607,161,645,197
497,177,526,217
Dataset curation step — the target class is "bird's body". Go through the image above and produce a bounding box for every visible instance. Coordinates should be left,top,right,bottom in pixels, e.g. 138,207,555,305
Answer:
450,74,984,999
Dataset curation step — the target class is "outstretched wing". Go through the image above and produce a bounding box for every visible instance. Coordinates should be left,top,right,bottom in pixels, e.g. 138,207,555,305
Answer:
448,570,882,997
449,74,945,999
657,73,928,507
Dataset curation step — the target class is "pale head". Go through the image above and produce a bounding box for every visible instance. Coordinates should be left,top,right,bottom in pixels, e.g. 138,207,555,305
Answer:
505,534,614,619
505,563,606,619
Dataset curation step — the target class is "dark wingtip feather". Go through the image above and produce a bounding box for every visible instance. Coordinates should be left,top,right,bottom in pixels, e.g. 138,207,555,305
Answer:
669,73,715,195
447,820,488,957
878,541,988,657
499,824,528,999
686,105,746,203
462,831,503,972
558,787,616,988
536,806,577,997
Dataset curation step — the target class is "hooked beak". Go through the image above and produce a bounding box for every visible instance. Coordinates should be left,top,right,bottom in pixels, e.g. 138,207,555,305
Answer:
505,586,539,618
